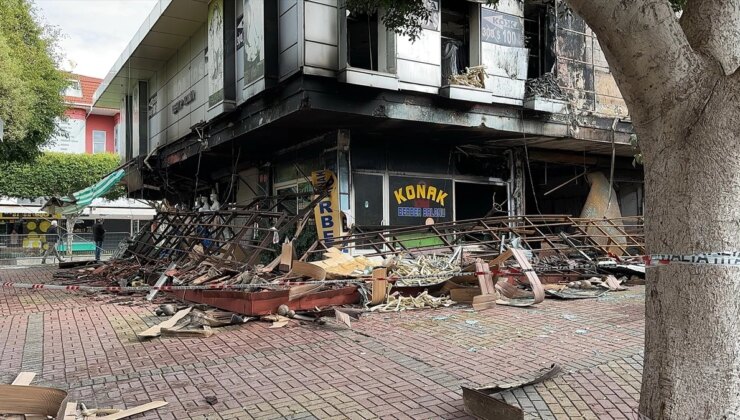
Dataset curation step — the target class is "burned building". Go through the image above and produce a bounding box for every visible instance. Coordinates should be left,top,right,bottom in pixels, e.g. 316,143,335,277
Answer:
94,0,643,229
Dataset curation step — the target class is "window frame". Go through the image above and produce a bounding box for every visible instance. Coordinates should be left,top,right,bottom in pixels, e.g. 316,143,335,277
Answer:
92,130,107,154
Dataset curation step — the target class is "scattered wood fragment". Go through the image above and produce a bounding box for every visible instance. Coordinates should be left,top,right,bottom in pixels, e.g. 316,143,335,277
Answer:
334,309,352,328
289,261,326,281
369,291,454,312
370,268,388,305
137,307,192,338
95,401,168,420
10,372,35,386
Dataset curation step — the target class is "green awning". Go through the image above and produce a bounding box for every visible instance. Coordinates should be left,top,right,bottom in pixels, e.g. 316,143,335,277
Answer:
42,169,125,216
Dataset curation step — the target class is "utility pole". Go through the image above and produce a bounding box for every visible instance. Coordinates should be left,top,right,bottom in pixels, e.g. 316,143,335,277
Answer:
0,118,4,142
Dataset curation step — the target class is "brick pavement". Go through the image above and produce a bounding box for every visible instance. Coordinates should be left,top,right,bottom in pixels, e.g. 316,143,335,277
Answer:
0,266,645,419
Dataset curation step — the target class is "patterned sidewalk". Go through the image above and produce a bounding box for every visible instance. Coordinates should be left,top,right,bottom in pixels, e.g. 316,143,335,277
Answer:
0,266,645,419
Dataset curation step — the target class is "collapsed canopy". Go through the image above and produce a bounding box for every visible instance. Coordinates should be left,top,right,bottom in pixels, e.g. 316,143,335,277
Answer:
42,169,125,216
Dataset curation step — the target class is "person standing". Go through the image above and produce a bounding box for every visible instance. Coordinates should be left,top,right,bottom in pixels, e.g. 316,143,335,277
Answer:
92,219,105,262
41,220,64,264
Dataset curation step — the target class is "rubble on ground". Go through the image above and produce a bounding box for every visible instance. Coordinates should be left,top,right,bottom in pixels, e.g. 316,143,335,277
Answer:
47,189,646,333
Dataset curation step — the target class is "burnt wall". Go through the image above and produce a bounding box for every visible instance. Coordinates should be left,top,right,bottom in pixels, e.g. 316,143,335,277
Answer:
555,7,628,118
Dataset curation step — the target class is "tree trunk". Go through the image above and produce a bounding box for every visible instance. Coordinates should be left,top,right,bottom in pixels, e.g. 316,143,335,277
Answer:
638,74,740,418
560,0,740,415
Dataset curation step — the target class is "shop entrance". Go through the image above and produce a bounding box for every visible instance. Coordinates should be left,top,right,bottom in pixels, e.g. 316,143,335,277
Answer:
353,173,384,226
454,182,508,220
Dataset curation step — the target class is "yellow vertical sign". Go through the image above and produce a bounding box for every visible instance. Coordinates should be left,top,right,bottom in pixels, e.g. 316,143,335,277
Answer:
311,170,342,248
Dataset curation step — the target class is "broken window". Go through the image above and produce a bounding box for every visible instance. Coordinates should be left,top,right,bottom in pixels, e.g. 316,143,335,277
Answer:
440,0,470,84
524,3,555,78
347,11,379,71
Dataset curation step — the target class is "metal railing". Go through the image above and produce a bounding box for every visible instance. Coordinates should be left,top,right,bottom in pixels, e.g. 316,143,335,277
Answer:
0,232,131,266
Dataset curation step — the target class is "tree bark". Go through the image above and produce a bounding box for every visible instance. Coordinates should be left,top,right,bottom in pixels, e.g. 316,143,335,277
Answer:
564,0,740,417
680,0,740,76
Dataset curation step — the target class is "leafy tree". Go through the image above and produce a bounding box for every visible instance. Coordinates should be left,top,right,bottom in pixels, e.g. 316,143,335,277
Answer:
0,152,125,199
0,0,67,162
352,0,739,417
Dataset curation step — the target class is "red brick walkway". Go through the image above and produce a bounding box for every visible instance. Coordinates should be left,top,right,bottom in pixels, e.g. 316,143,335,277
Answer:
0,266,645,419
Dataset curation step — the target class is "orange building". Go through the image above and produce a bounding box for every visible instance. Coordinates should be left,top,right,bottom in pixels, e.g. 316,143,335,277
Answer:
44,74,119,154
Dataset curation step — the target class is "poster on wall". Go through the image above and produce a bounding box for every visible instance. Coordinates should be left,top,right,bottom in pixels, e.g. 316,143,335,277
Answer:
422,0,439,30
244,0,265,86
389,176,453,226
208,0,225,107
481,7,524,47
43,117,85,154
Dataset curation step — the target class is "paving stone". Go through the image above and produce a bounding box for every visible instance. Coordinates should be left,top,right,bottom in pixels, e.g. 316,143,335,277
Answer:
0,266,647,419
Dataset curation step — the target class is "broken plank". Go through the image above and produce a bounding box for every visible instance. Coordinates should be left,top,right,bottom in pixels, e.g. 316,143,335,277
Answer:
279,243,294,272
138,308,192,338
290,260,327,281
62,402,77,420
370,268,388,305
11,372,35,386
96,401,168,420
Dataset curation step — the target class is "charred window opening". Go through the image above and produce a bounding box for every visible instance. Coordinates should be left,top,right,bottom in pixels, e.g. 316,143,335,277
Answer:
441,1,470,84
347,11,379,71
524,3,555,78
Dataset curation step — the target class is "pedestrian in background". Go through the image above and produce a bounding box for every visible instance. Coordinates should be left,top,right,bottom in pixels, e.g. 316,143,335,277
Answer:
41,220,64,264
93,219,105,262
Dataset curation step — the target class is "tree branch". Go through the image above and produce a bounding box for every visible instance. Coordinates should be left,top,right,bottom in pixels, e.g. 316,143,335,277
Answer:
565,0,706,121
680,0,740,76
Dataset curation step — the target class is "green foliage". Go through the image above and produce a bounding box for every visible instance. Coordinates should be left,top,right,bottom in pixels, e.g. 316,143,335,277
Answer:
346,0,684,41
0,0,68,162
345,0,432,41
0,152,125,199
670,0,687,11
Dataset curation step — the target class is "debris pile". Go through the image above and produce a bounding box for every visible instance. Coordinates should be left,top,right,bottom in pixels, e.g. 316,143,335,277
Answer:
369,291,455,312
525,72,569,100
449,65,487,88
45,181,646,334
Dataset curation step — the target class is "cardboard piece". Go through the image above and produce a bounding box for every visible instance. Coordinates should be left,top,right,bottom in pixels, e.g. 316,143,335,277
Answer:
138,307,192,338
0,384,68,418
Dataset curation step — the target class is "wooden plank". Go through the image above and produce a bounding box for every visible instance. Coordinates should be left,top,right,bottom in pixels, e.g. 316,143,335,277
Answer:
62,401,77,420
279,242,294,272
450,287,480,304
370,268,388,305
11,372,36,386
137,308,192,338
96,401,168,420
475,261,495,296
290,260,327,280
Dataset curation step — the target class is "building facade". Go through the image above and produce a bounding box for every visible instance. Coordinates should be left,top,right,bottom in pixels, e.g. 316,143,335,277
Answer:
94,0,643,227
45,74,119,154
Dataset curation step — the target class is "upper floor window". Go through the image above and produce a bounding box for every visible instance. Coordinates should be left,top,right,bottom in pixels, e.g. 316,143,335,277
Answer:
441,1,471,84
65,79,83,98
524,3,555,78
347,11,379,71
93,130,106,154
